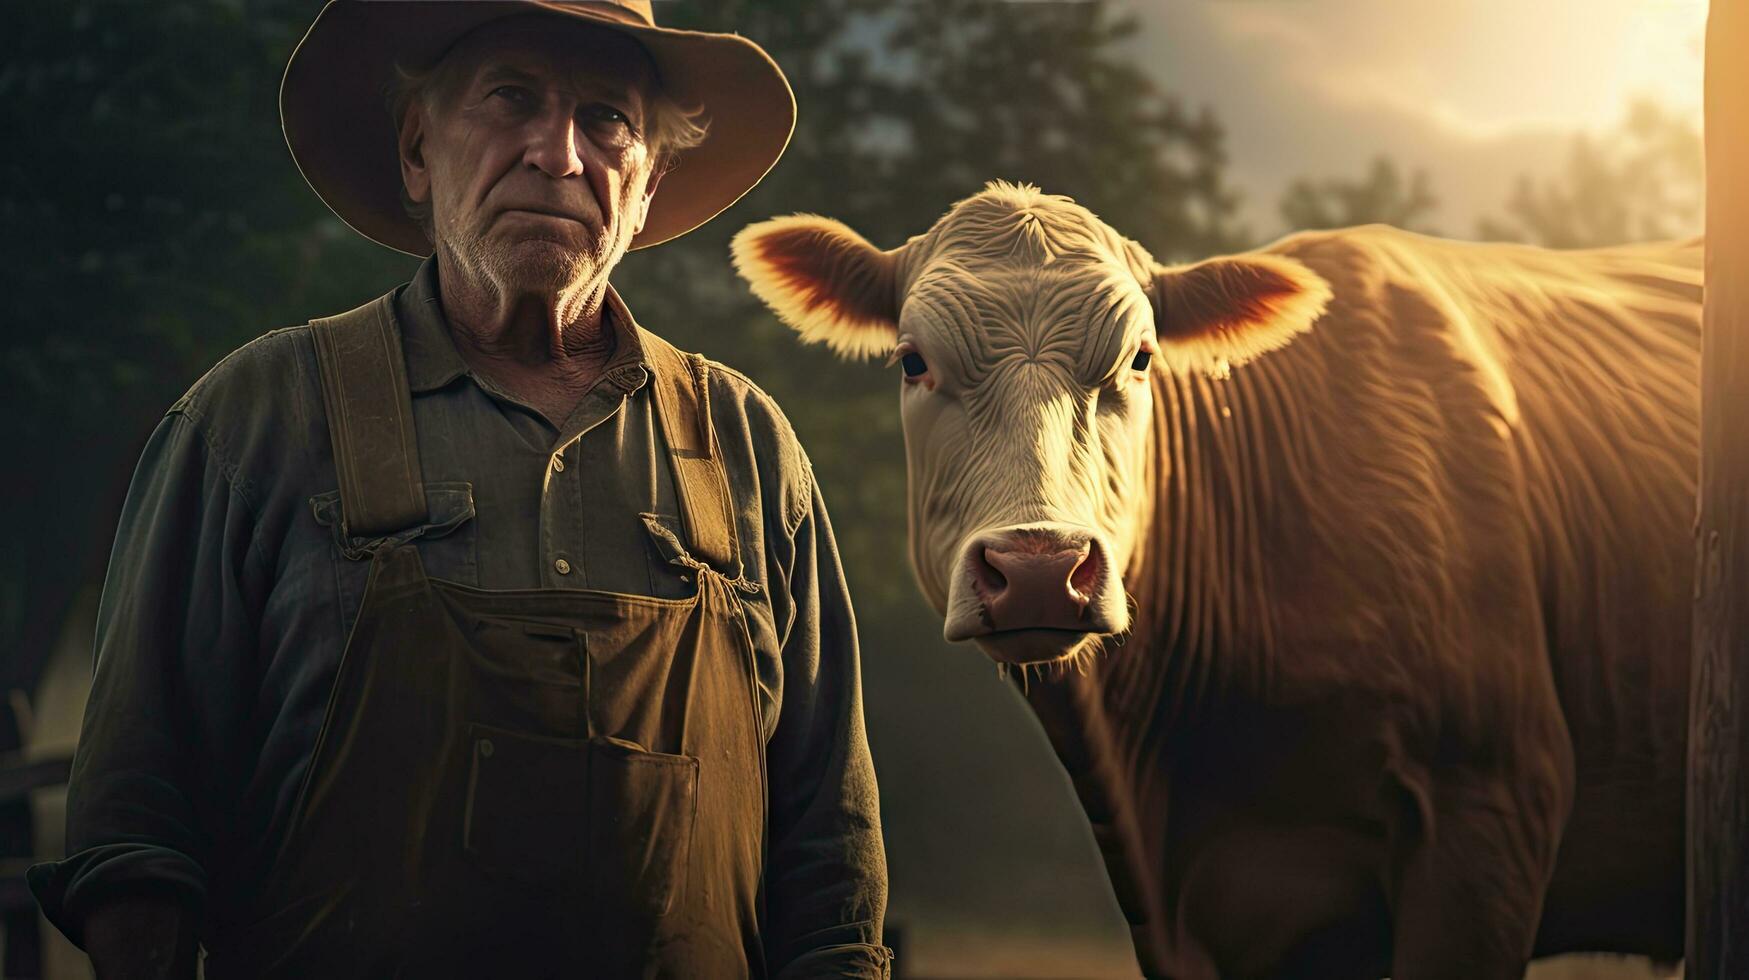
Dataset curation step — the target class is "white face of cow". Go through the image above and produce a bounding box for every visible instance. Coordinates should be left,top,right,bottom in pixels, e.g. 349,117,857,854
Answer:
733,183,1330,665
890,255,1157,665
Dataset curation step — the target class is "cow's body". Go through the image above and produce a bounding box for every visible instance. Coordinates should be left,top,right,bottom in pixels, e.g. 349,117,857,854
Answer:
734,186,1700,979
1030,227,1698,977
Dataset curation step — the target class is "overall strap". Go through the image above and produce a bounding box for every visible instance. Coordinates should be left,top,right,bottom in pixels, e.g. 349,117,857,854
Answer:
309,294,428,539
638,328,739,572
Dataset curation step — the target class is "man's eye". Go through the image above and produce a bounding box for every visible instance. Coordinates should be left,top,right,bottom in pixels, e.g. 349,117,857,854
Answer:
584,104,631,126
901,352,928,377
489,85,530,103
1131,349,1153,372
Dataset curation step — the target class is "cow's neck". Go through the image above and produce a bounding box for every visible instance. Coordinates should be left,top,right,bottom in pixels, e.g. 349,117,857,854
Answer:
1021,668,1169,970
1022,355,1313,975
1128,359,1300,721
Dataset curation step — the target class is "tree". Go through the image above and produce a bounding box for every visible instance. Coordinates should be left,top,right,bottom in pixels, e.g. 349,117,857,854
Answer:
1478,99,1703,247
0,0,419,711
1278,156,1440,234
889,2,1247,262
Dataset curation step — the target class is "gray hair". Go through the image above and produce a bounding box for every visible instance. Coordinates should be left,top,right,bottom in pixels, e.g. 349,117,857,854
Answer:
385,54,709,244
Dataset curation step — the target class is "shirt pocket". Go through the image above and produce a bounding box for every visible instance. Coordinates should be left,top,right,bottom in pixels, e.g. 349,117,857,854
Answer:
310,481,479,636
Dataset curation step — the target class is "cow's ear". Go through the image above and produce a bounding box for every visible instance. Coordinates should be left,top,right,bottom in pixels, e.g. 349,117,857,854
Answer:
1148,253,1332,377
731,215,901,360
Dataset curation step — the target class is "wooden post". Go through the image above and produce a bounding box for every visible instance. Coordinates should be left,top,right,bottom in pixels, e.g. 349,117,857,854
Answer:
1689,0,1749,973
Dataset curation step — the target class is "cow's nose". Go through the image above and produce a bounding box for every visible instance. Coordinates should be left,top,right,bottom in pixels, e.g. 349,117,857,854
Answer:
975,541,1101,632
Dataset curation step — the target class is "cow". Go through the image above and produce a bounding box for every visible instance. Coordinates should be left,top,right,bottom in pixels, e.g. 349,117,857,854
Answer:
730,182,1700,980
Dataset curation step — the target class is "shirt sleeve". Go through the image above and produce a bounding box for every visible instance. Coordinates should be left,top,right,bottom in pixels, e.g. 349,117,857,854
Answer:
761,471,893,980
29,408,264,947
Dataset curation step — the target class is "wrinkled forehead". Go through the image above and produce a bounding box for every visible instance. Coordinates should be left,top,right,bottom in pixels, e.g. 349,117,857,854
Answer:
905,252,1148,333
437,13,657,102
902,252,1151,378
902,192,1149,327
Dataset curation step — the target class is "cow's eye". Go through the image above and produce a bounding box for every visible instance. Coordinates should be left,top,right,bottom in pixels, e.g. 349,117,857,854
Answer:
901,352,929,378
1131,349,1153,372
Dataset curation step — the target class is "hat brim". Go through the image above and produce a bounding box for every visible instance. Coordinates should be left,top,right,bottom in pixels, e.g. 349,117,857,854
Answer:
280,1,796,255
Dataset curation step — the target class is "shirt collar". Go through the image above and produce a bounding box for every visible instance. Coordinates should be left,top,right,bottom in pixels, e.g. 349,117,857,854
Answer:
395,255,651,395
396,257,467,394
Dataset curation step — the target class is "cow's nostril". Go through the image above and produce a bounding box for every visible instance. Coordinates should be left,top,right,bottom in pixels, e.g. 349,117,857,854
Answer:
955,530,1116,639
974,546,1009,595
1069,548,1100,602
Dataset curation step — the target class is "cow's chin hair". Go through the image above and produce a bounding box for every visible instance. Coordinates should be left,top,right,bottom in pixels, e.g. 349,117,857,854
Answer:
972,629,1106,667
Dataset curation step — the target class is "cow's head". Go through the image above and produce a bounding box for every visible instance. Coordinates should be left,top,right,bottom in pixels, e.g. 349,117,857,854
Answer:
733,182,1330,665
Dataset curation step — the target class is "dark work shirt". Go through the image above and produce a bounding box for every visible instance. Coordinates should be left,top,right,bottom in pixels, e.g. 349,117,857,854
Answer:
30,258,890,978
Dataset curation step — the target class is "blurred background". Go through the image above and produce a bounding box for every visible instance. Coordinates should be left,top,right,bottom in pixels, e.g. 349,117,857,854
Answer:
0,0,1706,976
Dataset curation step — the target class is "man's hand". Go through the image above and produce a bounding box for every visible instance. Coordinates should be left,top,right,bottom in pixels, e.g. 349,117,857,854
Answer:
82,891,199,980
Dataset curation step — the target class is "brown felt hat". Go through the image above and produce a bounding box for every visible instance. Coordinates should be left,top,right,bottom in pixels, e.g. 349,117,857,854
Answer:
281,0,796,254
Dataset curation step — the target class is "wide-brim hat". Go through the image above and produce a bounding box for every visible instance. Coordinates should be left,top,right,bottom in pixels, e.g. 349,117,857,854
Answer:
281,0,796,254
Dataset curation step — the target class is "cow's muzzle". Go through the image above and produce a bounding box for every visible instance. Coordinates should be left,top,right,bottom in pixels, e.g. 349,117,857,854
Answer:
942,524,1127,659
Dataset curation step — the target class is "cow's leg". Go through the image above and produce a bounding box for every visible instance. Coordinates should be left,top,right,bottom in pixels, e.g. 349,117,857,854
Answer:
1387,762,1572,980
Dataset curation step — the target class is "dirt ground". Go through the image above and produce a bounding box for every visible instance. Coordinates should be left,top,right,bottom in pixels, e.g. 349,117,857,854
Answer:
1528,955,1680,979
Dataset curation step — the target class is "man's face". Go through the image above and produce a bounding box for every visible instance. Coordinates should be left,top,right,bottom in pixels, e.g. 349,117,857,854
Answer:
400,16,662,294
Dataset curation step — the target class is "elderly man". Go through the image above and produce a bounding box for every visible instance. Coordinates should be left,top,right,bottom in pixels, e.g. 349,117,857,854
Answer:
29,2,889,977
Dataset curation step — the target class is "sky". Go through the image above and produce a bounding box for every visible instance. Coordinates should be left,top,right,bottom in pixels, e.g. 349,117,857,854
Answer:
1121,0,1707,240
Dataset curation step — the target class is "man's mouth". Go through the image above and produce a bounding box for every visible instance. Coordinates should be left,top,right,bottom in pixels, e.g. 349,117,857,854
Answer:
500,204,595,226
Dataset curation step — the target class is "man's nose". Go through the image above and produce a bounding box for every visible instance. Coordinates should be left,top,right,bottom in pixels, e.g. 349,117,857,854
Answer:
523,110,585,178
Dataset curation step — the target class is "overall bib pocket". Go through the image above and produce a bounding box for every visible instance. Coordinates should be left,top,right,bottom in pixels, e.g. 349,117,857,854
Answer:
587,735,699,918
462,724,590,890
461,725,699,918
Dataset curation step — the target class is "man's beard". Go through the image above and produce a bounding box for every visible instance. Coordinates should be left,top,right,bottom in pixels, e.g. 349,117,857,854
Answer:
443,212,627,297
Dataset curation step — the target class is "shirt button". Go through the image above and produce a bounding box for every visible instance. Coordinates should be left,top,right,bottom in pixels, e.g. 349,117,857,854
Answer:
553,558,572,576
551,454,565,472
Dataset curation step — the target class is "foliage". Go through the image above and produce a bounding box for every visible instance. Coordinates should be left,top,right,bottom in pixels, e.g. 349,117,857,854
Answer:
1477,99,1704,247
0,0,419,691
1278,156,1440,235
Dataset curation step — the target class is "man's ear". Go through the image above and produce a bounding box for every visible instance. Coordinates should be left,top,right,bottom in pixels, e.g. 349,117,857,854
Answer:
398,103,431,208
731,215,900,360
1148,253,1333,377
